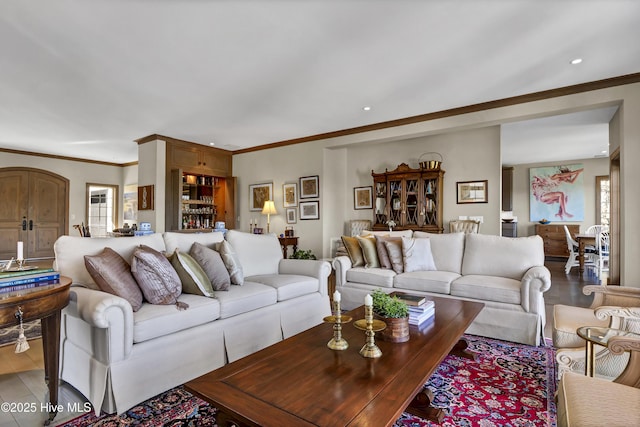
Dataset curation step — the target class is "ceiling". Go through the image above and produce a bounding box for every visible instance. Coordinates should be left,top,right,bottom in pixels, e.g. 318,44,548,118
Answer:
1,1,639,164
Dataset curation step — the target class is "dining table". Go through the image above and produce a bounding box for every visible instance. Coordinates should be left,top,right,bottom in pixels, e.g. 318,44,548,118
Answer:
575,233,596,274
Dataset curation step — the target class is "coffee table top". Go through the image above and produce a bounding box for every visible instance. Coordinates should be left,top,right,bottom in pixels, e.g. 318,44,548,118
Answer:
186,296,483,427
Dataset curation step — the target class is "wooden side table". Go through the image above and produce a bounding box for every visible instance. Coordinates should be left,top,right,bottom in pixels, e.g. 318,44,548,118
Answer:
278,236,298,259
0,277,71,425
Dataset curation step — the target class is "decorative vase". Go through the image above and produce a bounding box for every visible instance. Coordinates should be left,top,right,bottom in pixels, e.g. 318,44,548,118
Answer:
375,314,410,342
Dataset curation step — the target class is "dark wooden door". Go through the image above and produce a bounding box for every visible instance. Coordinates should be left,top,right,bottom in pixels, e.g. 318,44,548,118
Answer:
0,168,68,260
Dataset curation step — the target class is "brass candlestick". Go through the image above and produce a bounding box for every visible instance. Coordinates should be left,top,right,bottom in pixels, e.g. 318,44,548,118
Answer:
354,305,385,358
323,299,352,351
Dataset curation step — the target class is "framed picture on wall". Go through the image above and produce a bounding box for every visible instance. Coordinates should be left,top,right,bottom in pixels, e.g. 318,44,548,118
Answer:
283,182,298,207
299,175,319,199
299,201,319,220
249,182,273,211
353,186,373,210
138,185,155,210
286,207,297,224
456,180,488,204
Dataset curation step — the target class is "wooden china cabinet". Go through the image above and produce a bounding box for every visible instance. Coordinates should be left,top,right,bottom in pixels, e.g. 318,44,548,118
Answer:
372,163,445,233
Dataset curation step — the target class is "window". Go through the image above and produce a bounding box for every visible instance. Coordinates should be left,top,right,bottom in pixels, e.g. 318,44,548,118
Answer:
595,175,610,226
87,184,118,237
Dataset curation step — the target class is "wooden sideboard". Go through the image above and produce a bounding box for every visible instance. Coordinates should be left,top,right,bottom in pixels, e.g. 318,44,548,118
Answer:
535,224,579,258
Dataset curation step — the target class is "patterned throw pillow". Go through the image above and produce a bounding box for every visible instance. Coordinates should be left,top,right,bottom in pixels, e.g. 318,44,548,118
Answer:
402,236,437,273
215,240,244,285
375,235,399,270
169,249,216,297
131,245,186,309
84,247,144,311
341,236,365,267
189,242,231,291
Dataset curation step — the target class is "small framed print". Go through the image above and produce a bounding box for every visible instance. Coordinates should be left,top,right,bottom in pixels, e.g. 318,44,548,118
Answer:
283,182,298,207
354,186,373,210
138,185,154,210
456,180,488,204
249,182,273,211
299,175,319,199
299,200,319,220
286,207,297,224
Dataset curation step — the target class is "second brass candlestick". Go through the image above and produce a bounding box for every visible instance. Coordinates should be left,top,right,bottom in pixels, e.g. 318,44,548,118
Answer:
354,305,385,358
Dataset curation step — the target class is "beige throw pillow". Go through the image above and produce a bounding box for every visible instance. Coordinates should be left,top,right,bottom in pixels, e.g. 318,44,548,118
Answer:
170,250,216,297
215,240,244,285
84,247,144,311
189,243,231,291
402,236,437,273
375,235,399,269
356,235,380,268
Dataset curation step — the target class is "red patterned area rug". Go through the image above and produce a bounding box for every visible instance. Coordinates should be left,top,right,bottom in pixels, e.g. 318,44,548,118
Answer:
60,335,556,427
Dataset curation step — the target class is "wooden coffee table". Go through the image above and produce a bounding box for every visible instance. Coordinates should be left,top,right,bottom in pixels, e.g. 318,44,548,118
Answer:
186,296,483,427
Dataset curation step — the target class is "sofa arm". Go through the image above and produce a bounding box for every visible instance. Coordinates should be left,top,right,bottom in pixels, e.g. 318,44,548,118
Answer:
65,286,134,362
520,265,551,313
584,285,640,309
279,259,332,297
332,256,352,288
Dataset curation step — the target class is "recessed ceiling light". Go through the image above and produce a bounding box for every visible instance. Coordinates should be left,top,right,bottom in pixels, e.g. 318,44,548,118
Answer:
570,58,583,65
363,106,371,111
601,150,607,154
209,142,215,146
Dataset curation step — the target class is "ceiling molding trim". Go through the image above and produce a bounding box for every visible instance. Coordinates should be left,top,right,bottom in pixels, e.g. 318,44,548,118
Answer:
233,72,640,155
0,147,136,167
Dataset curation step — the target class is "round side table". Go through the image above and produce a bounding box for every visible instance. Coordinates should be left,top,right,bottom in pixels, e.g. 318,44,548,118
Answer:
0,277,71,425
577,325,640,378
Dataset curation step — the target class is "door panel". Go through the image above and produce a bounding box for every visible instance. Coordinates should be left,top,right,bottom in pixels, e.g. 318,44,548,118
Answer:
0,168,68,260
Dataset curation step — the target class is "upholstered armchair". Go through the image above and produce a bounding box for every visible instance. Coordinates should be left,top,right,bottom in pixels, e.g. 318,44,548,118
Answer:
556,334,640,427
553,285,640,379
448,219,480,234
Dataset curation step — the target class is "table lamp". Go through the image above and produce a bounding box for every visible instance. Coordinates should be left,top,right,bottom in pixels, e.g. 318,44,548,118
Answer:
261,200,277,233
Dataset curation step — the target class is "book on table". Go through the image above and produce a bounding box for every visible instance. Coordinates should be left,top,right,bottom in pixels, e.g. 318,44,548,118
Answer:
0,271,61,289
0,267,54,278
409,300,435,326
396,294,426,306
0,279,61,294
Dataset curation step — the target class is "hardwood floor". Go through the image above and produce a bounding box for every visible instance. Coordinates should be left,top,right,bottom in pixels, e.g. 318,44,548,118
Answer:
0,259,600,426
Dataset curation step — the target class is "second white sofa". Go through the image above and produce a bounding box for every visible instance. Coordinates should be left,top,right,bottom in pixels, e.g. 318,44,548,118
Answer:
333,231,551,346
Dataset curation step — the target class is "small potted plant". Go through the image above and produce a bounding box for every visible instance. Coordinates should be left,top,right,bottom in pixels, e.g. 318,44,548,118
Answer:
386,219,397,232
371,290,410,342
289,249,317,260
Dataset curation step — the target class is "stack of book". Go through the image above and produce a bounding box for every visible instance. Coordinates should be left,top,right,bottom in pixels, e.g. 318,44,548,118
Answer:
0,267,60,294
395,294,436,326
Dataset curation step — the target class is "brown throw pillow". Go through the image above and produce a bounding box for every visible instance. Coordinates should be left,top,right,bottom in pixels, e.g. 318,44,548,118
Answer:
131,245,186,309
84,247,143,311
383,239,404,274
341,236,365,267
189,242,231,291
375,235,399,270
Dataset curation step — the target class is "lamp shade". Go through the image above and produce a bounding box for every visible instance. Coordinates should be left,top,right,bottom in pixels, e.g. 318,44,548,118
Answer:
262,200,277,215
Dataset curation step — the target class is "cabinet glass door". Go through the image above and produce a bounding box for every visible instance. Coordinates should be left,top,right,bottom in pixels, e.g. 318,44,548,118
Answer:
374,181,387,225
422,177,438,226
389,179,402,224
405,178,419,226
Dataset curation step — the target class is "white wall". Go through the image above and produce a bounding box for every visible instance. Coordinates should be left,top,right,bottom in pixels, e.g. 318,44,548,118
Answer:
232,82,640,285
511,158,609,238
0,152,134,234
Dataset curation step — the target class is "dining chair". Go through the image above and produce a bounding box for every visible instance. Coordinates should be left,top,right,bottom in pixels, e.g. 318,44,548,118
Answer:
449,219,480,234
563,225,595,274
588,230,610,279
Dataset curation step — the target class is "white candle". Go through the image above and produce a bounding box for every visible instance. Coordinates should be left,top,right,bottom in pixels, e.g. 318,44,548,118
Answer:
17,241,24,261
365,294,373,307
333,290,341,302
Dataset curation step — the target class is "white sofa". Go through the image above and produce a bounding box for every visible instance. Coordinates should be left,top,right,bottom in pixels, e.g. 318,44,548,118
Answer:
54,230,331,415
333,231,551,346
